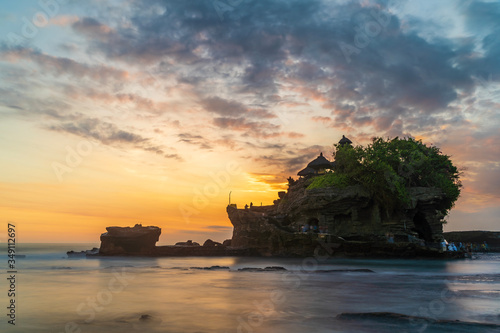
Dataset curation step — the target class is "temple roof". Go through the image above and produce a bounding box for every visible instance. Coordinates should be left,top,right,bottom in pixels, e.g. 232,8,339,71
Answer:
307,152,332,170
339,135,352,145
297,166,316,177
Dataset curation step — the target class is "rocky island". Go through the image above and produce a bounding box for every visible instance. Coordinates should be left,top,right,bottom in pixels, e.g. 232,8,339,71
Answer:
226,136,464,257
72,136,485,259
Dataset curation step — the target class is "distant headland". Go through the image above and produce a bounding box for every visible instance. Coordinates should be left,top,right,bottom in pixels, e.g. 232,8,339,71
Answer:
69,136,497,259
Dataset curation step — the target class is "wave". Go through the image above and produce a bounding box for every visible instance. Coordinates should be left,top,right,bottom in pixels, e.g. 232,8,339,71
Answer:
336,312,500,332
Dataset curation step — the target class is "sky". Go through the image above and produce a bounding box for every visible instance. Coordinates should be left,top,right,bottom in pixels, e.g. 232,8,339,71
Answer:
1,0,499,244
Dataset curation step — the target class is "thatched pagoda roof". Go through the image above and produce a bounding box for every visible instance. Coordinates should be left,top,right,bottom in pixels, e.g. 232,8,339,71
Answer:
307,152,332,170
297,166,317,177
338,135,352,146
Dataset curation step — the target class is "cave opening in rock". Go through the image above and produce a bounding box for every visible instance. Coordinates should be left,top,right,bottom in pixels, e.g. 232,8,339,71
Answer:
413,211,432,242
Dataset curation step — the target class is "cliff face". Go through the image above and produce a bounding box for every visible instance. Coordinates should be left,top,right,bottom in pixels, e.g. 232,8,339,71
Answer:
99,224,161,255
227,179,449,257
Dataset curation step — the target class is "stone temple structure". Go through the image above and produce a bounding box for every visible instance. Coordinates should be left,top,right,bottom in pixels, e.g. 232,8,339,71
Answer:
226,136,452,257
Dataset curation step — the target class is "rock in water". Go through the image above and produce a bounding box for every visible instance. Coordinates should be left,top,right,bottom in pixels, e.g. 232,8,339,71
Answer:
99,224,161,255
139,314,152,321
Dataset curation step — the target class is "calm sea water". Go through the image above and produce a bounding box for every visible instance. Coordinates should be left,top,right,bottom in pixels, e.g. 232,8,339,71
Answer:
1,243,499,333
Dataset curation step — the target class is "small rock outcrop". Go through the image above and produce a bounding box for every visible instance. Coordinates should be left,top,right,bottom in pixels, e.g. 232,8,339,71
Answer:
99,224,161,255
67,247,99,258
175,240,200,247
203,239,222,247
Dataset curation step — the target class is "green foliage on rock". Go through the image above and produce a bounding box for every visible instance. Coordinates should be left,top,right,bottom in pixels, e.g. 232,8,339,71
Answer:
309,137,462,215
307,172,352,190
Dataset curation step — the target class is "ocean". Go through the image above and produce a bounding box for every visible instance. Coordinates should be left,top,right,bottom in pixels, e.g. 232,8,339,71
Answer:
1,243,499,333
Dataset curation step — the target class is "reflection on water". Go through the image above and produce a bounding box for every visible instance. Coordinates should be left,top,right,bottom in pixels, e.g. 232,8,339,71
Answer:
3,245,500,333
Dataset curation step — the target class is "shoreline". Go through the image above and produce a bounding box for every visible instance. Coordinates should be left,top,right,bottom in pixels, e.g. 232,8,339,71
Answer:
68,241,479,259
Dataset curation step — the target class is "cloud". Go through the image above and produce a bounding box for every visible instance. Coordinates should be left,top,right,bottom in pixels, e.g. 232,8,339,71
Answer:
65,0,490,138
48,117,180,159
0,46,129,83
213,116,282,138
200,97,248,117
49,15,79,26
178,133,213,150
72,17,114,40
253,144,328,175
204,225,233,232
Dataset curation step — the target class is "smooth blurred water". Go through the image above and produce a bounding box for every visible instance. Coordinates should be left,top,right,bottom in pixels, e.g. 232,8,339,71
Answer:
1,244,499,333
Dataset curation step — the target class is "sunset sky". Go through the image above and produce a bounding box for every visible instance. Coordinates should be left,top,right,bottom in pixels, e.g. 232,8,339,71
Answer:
1,0,499,243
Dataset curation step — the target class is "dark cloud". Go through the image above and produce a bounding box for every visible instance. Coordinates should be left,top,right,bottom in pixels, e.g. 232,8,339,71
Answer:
48,117,180,159
178,133,213,150
200,97,247,117
200,96,276,121
213,116,283,138
204,225,233,232
64,0,480,138
253,144,328,175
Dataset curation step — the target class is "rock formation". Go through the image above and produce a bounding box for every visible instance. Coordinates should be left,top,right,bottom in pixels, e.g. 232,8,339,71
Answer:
99,224,161,255
90,224,251,257
227,178,453,257
67,247,99,258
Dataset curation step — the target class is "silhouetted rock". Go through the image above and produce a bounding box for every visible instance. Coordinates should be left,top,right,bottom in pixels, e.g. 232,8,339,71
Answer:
99,224,161,255
237,266,287,272
174,240,200,247
314,269,374,273
190,266,230,270
75,225,253,257
222,239,232,247
139,314,152,321
203,239,222,247
67,247,99,258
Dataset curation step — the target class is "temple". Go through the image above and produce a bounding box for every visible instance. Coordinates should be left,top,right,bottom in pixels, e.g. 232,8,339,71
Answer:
226,135,456,257
297,135,351,178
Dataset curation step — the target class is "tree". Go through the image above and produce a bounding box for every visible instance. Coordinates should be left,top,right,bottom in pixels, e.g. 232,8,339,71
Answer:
329,137,462,214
